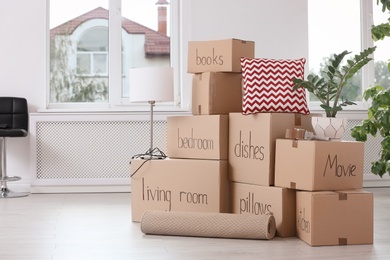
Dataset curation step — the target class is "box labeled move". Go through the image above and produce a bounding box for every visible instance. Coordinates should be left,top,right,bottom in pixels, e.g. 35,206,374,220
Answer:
274,139,364,191
192,72,243,115
229,112,299,186
188,38,255,73
296,190,373,246
230,182,296,237
167,115,228,160
131,158,230,222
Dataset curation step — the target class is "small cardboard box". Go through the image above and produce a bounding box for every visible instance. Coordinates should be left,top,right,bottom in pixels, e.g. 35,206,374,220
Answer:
192,72,243,115
296,190,374,246
229,112,309,186
131,158,230,222
230,182,296,237
274,139,364,191
188,38,255,73
167,115,228,160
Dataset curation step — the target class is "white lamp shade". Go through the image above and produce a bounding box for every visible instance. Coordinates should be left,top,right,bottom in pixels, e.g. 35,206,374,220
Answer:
129,67,174,102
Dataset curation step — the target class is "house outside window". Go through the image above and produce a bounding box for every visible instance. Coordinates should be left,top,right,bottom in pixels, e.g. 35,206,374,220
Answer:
49,0,172,107
77,27,109,75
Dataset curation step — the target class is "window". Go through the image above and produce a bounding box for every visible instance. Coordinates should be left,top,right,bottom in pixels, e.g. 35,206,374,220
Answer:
77,27,109,75
308,0,365,107
372,1,390,89
307,0,390,111
49,0,177,109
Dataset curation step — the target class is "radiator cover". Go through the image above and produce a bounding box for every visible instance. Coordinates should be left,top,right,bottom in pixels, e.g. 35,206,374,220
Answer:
30,114,390,191
30,114,168,190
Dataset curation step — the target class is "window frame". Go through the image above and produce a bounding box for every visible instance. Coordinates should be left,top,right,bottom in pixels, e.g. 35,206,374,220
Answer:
45,0,187,112
307,0,375,114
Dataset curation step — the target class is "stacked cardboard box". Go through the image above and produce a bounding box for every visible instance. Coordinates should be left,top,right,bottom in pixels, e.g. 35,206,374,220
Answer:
131,158,230,222
229,112,315,237
189,39,254,115
131,38,254,222
131,37,373,247
274,138,374,246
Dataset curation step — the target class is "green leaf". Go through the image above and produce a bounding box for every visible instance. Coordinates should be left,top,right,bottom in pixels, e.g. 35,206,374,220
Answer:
371,161,386,177
320,104,331,110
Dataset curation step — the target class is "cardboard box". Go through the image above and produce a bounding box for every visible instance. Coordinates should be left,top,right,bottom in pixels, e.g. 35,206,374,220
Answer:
230,182,296,237
274,139,364,191
296,190,374,246
188,38,255,73
131,158,230,222
229,112,307,186
192,72,243,115
167,115,228,160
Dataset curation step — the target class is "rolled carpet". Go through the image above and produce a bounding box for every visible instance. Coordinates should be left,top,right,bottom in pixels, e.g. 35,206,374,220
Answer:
140,211,276,240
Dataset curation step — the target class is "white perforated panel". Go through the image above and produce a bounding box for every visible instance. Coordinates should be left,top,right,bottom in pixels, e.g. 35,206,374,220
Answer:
32,117,383,185
35,120,167,180
342,119,382,176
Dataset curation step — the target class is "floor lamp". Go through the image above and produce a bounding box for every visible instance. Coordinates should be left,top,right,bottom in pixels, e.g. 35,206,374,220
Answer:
129,67,173,159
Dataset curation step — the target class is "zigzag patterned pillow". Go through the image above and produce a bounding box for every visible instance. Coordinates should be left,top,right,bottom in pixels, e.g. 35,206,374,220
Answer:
241,57,310,115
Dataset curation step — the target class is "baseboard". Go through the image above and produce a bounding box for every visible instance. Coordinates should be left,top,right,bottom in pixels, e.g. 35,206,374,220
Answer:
363,174,390,187
6,181,131,194
30,185,131,193
5,180,31,193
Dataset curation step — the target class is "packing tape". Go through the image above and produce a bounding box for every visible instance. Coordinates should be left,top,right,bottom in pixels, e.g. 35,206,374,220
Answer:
338,193,348,201
339,238,348,245
294,113,302,126
290,182,296,189
285,128,330,146
140,210,276,240
285,128,311,148
285,128,307,140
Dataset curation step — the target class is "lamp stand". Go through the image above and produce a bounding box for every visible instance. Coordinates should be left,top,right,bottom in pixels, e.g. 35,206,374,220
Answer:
131,100,167,161
148,100,155,156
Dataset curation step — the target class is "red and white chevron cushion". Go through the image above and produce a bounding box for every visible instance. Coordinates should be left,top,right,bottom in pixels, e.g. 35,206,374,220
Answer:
241,57,310,115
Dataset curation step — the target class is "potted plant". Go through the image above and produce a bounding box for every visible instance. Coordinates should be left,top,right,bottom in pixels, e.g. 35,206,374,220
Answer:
292,47,376,140
351,86,390,177
351,0,390,177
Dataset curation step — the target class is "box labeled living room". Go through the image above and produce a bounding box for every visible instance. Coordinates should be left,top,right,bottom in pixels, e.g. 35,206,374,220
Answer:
130,158,230,222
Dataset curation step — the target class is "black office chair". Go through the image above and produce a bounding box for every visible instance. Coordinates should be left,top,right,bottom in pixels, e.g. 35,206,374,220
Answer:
0,97,29,198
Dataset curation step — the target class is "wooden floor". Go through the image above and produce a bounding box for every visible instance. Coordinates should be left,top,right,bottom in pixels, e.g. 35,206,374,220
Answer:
0,187,389,260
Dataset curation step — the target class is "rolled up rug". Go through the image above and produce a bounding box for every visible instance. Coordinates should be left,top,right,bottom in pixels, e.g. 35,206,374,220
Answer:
140,211,276,240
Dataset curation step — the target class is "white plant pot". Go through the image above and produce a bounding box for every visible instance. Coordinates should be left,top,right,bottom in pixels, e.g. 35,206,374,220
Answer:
311,117,347,141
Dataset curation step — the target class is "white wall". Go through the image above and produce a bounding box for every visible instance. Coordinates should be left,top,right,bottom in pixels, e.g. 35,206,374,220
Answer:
0,0,46,191
0,0,308,191
186,0,308,59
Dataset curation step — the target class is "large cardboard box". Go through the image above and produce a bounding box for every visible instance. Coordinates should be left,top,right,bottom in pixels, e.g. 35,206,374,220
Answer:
188,38,255,73
274,139,364,191
229,112,307,186
192,72,243,115
167,115,228,160
296,190,374,246
230,182,296,237
131,158,230,222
